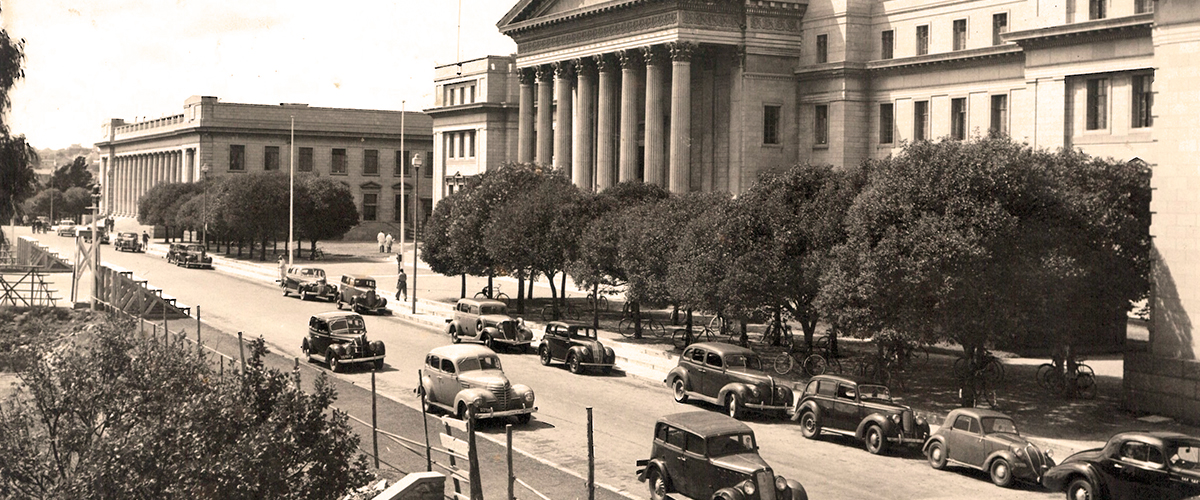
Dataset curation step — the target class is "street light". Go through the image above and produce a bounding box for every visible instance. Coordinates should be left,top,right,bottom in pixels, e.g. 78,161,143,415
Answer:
411,153,422,314
89,183,102,311
200,164,211,248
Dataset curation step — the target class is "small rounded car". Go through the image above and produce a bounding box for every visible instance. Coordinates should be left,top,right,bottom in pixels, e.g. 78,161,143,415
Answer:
419,344,536,424
636,411,808,500
923,408,1054,488
114,231,143,252
538,321,615,374
301,311,386,372
281,265,337,301
77,226,110,244
1042,431,1200,500
444,298,534,352
55,220,77,237
336,274,388,314
666,342,793,420
177,244,213,269
792,374,929,455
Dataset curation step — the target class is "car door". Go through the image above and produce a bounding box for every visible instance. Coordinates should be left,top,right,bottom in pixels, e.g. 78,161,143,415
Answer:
435,358,459,404
701,351,728,397
423,355,442,403
659,425,695,499
309,317,331,355
683,432,711,499
946,415,985,466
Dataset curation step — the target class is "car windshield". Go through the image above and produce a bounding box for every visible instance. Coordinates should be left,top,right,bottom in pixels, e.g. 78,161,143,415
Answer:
982,417,1018,435
859,384,891,401
187,245,205,252
120,233,136,239
299,268,325,278
355,279,375,288
724,354,763,371
329,316,366,333
480,304,507,315
707,433,756,457
458,355,502,372
570,327,597,340
1169,441,1200,472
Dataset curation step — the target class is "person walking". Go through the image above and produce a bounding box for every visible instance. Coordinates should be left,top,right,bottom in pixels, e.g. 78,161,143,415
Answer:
396,268,407,301
377,231,386,253
278,254,288,284
141,231,149,248
385,233,394,253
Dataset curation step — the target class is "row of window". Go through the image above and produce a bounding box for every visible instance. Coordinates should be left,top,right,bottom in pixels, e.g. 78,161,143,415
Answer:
444,81,478,107
228,146,433,177
360,193,433,223
446,130,477,159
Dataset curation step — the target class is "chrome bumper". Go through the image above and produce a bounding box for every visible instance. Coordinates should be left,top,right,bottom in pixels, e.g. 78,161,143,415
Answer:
477,406,537,418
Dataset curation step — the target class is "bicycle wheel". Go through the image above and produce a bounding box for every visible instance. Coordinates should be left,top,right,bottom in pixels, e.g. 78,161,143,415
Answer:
647,317,668,338
672,328,690,350
825,357,843,374
952,357,968,380
590,295,609,312
495,292,511,305
1075,373,1096,399
473,291,488,299
1036,363,1056,389
1076,363,1095,379
909,345,930,370
981,358,1005,384
617,318,635,338
803,354,829,377
773,353,796,375
541,305,554,322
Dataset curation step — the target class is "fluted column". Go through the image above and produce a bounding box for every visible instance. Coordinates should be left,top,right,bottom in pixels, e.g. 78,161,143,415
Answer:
517,68,536,163
643,46,666,187
595,54,617,190
171,151,180,183
185,149,194,183
669,42,694,194
150,154,160,189
535,65,554,166
573,58,596,190
618,49,642,183
553,61,574,172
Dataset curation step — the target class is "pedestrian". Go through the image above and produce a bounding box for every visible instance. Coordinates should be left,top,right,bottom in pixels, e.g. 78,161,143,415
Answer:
396,268,407,301
385,233,394,253
377,231,385,253
278,254,287,284
142,231,149,248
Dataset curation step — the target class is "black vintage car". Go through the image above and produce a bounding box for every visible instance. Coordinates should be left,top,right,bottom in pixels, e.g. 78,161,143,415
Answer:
444,298,533,352
923,408,1055,487
175,244,213,269
336,274,388,314
636,411,807,500
665,342,793,419
538,321,615,374
792,374,930,455
281,265,337,301
1042,431,1200,500
114,231,142,252
301,311,385,372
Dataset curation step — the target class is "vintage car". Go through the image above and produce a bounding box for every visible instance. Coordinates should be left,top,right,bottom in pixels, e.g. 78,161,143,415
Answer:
665,342,793,420
301,311,386,372
419,344,536,423
54,219,77,237
166,243,212,269
114,232,142,252
923,408,1054,487
165,243,186,264
636,411,808,500
336,274,388,314
538,321,615,374
77,226,110,244
281,265,337,301
444,298,533,352
1042,431,1200,500
792,374,930,455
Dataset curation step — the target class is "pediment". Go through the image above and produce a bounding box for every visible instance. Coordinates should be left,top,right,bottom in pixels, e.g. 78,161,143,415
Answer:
391,182,413,191
360,181,382,190
498,0,635,31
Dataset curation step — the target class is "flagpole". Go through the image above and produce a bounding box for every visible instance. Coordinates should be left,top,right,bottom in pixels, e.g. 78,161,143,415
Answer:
400,101,406,254
289,116,295,267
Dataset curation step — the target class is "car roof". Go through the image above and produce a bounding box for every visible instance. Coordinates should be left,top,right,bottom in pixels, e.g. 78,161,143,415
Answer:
945,408,1011,420
429,344,498,360
291,266,323,271
808,373,879,386
342,274,373,280
686,342,756,356
658,411,753,437
1109,431,1200,447
311,311,364,322
547,321,592,328
457,298,506,307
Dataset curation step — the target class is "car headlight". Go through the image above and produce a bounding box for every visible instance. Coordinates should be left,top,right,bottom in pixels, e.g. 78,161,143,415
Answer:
775,476,788,492
524,390,535,403
1012,446,1026,459
1045,448,1053,458
472,396,485,407
748,386,759,397
582,347,591,357
741,479,756,496
891,414,902,425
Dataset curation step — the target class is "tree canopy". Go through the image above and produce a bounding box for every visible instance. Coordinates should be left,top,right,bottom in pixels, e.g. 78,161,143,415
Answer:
49,156,93,192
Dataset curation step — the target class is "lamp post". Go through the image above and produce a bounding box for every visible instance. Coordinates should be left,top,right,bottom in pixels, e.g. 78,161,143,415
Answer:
411,153,422,314
89,183,101,310
200,164,210,248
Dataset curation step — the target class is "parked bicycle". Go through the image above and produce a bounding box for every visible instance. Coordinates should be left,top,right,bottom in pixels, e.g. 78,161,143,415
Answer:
540,300,581,322
619,314,666,338
773,335,840,377
474,285,511,305
1037,357,1096,399
952,348,1005,384
586,292,609,312
758,320,795,350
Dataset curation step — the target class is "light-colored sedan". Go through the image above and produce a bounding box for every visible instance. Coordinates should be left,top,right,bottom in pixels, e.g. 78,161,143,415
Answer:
419,344,536,423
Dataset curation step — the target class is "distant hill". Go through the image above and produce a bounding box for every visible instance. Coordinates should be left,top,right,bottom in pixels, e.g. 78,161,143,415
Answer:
36,145,98,174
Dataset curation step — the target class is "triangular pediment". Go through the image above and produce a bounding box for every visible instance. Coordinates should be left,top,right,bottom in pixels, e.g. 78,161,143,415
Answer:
360,181,382,190
498,0,634,31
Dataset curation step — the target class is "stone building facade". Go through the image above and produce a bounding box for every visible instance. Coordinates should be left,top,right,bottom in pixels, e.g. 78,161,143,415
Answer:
94,96,433,239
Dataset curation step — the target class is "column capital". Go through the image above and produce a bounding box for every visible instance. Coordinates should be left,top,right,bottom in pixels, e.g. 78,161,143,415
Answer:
573,57,596,79
536,64,554,83
617,49,643,70
642,45,668,67
552,60,575,80
594,53,616,72
668,42,695,62
518,67,536,85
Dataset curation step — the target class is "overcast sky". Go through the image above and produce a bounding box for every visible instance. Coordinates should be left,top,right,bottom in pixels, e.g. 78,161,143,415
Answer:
2,0,519,150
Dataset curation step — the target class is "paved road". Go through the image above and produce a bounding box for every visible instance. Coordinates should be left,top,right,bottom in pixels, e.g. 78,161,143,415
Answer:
15,225,1063,500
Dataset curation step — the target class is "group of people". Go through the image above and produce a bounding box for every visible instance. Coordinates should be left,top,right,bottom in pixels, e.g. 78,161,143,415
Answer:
25,215,116,234
376,231,396,253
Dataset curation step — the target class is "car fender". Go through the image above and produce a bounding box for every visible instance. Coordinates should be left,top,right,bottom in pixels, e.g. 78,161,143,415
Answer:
983,449,1021,472
638,458,668,483
855,413,895,440
369,340,385,357
444,319,456,335
454,387,495,411
603,346,615,364
330,344,348,357
511,383,534,403
718,383,753,405
481,325,502,339
568,345,590,362
781,478,808,500
419,374,436,401
1041,461,1102,493
665,367,690,389
922,434,947,454
712,485,747,500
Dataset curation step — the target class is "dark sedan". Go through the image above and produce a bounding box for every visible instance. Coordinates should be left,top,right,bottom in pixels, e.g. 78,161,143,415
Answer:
1042,431,1200,500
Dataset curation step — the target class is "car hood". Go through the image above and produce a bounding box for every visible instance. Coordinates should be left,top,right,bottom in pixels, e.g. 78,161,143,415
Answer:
987,433,1036,448
480,314,517,324
458,370,510,386
709,453,770,475
1059,448,1104,465
860,399,910,413
296,277,327,285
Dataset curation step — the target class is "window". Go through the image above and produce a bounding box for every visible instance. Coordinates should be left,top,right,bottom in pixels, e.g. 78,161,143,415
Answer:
229,145,245,171
916,25,929,55
298,147,313,172
1086,78,1109,130
1133,74,1154,128
264,146,279,171
393,194,404,222
1136,0,1154,14
1090,0,1106,19
881,30,894,60
468,131,475,157
953,416,980,433
951,98,967,140
879,103,894,144
425,152,434,177
990,94,1008,135
332,148,347,174
362,192,378,221
953,19,967,51
993,13,1008,45
395,150,409,176
813,105,829,146
816,34,828,63
914,100,930,141
363,149,379,175
706,352,723,368
458,133,466,158
763,105,781,145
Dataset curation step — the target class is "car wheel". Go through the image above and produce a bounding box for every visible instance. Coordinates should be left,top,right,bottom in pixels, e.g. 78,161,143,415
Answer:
671,378,689,403
457,403,473,422
336,299,343,310
648,467,668,500
328,351,343,373
451,330,461,344
926,441,948,470
302,341,313,363
726,394,742,419
300,291,309,301
989,458,1014,488
864,424,888,455
515,413,532,425
483,335,494,351
567,354,583,374
374,358,384,371
1067,478,1095,500
539,345,552,366
799,411,821,439
282,287,289,297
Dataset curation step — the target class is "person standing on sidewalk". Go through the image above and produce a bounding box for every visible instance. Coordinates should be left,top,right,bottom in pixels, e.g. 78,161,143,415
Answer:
396,268,407,301
376,231,385,253
385,233,394,253
142,231,149,248
277,254,287,284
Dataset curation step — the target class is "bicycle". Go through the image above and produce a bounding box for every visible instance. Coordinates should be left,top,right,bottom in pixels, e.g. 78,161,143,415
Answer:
310,247,325,260
670,323,734,349
757,321,795,350
1037,359,1096,399
853,351,904,389
952,348,1005,384
540,300,581,322
619,314,666,338
773,335,841,377
586,292,609,312
473,285,511,305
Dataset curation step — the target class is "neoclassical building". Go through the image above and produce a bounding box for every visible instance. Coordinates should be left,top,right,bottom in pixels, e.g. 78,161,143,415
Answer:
95,96,433,238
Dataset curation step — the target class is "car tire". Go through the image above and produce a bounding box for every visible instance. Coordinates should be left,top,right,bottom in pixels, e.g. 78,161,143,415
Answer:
926,441,948,470
864,424,888,455
328,351,343,373
374,358,385,371
539,345,552,366
989,458,1014,488
1066,478,1094,500
799,411,821,439
336,299,343,310
302,341,314,363
451,328,461,344
726,394,742,420
515,413,532,425
300,291,309,301
283,287,289,297
648,467,668,500
457,403,473,422
671,378,689,404
483,335,494,351
568,354,584,374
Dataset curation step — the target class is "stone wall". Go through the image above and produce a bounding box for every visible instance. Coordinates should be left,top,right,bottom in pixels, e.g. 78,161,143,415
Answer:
1123,349,1200,425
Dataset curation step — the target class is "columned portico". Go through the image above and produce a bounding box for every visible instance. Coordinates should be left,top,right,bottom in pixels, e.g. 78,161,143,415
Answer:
668,42,693,194
643,46,666,187
535,65,554,165
518,69,535,163
595,54,617,190
618,49,641,184
572,58,595,191
553,61,574,172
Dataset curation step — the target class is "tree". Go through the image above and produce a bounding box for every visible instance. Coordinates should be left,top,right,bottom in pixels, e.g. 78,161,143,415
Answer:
19,187,61,220
0,25,26,134
295,176,358,258
216,172,290,260
138,182,201,241
62,186,92,221
0,134,38,242
49,156,93,191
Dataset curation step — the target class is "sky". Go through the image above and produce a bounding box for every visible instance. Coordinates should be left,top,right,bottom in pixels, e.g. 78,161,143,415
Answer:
1,0,519,150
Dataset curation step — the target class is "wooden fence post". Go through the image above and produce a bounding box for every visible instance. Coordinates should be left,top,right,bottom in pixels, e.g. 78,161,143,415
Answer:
238,331,245,373
372,370,379,469
507,424,515,500
420,369,431,472
588,406,595,500
196,305,202,359
468,407,483,500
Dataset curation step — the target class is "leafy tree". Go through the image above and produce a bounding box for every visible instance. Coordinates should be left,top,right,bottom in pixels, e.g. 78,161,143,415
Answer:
49,156,93,191
0,25,26,134
568,182,670,295
666,193,736,343
19,188,62,220
216,172,289,260
0,134,38,242
138,182,201,242
295,176,358,258
61,186,92,221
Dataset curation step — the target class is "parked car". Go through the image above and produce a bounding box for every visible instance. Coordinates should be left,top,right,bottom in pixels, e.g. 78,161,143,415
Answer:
165,243,212,268
923,408,1055,487
77,226,110,244
444,298,534,352
281,265,337,301
114,231,142,252
165,243,186,264
665,342,793,419
301,311,385,372
336,274,388,314
419,344,536,423
54,220,77,237
538,321,615,374
636,411,808,500
1042,431,1200,500
791,374,930,455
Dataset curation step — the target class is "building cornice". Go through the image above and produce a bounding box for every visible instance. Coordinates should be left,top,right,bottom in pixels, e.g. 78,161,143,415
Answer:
795,44,1023,80
1003,14,1153,48
425,102,516,118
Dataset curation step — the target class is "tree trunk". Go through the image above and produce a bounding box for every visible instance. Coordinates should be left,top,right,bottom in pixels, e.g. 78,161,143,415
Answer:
738,320,748,347
546,271,559,320
310,239,318,259
560,272,567,309
685,309,694,347
672,305,680,325
528,274,535,300
461,274,467,300
487,274,494,299
772,307,785,347
592,283,600,329
633,301,642,340
799,309,818,352
517,271,526,314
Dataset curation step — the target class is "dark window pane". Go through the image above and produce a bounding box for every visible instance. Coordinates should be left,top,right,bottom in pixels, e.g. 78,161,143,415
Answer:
879,103,894,144
332,148,347,174
298,147,313,172
264,146,279,171
364,149,379,175
229,145,245,171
